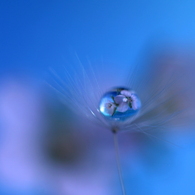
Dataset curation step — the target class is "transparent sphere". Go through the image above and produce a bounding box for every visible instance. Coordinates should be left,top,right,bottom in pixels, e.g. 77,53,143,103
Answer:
99,87,141,121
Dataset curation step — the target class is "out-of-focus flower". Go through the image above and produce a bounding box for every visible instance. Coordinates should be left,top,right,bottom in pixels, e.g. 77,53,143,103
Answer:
1,48,195,195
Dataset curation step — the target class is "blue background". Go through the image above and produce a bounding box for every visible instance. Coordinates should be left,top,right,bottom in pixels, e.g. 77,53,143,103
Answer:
1,0,195,73
1,1,195,195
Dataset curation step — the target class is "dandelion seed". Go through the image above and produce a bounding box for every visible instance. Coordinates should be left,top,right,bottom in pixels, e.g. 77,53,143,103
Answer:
47,51,195,195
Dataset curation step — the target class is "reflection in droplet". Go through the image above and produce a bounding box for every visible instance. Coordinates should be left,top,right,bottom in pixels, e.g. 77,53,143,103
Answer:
99,87,141,121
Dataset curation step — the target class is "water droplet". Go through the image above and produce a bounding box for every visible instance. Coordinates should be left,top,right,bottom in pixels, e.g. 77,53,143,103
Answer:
99,87,141,121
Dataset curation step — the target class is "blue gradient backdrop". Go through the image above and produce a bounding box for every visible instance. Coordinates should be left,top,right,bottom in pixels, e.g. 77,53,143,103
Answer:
1,1,195,195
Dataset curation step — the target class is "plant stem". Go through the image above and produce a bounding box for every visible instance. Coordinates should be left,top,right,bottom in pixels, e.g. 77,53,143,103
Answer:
113,132,126,195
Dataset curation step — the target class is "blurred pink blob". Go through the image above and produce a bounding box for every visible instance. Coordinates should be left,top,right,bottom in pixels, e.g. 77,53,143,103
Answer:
0,77,46,190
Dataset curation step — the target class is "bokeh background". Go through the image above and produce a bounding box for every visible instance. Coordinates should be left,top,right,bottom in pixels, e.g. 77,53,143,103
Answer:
1,1,195,195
